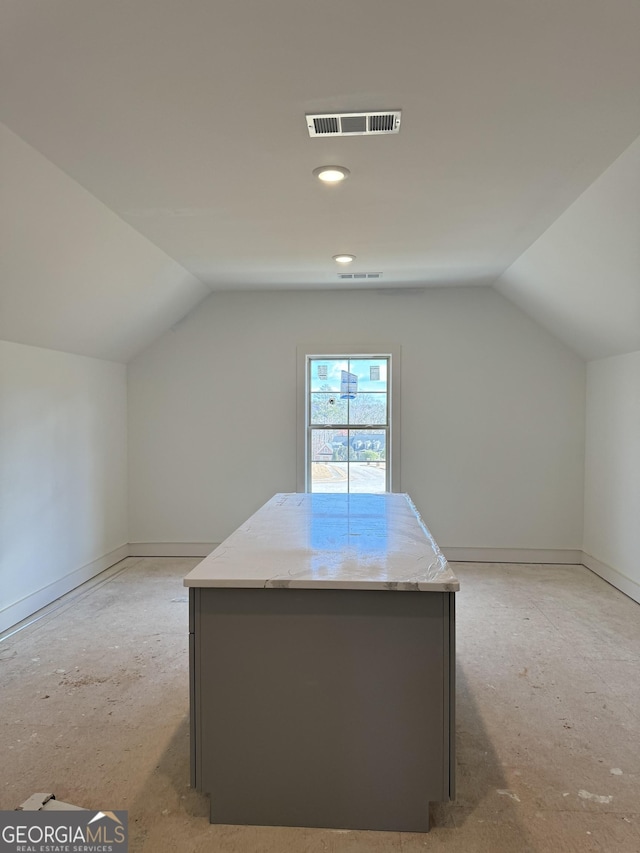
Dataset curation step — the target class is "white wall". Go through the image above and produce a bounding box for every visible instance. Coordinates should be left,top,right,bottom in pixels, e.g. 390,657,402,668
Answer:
128,286,585,553
0,340,128,633
583,351,640,602
493,131,639,600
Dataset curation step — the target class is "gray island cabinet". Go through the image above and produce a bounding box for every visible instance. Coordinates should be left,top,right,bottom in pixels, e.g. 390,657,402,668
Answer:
184,492,459,832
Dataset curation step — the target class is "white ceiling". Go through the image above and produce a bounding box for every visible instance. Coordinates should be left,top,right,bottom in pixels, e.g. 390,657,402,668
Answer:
495,135,640,361
2,0,639,359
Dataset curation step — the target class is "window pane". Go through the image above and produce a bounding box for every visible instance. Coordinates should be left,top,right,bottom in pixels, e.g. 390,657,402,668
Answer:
347,462,387,493
348,393,387,425
347,429,386,461
309,359,348,392
305,354,393,494
348,358,388,393
311,428,342,461
310,393,348,425
310,461,348,493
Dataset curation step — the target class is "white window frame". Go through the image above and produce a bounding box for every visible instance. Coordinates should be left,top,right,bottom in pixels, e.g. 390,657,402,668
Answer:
296,344,401,493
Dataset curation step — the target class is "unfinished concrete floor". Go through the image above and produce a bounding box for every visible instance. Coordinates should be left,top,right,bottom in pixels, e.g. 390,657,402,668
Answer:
1,557,639,852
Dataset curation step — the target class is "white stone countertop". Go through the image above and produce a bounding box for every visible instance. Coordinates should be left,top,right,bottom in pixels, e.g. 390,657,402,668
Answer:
184,493,459,592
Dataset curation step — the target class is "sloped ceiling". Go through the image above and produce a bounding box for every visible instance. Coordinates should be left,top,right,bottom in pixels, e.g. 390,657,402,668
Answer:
1,0,639,361
495,136,640,361
0,123,210,362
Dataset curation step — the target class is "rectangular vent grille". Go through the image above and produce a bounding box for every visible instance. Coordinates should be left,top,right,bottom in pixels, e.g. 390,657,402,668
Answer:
369,113,395,132
307,111,401,137
313,116,339,135
338,272,382,280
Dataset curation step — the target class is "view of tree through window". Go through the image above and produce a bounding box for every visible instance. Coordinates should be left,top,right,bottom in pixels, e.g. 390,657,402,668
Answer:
308,356,390,493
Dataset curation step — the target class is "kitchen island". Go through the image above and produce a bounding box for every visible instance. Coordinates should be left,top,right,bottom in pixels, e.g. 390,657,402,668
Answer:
184,492,459,832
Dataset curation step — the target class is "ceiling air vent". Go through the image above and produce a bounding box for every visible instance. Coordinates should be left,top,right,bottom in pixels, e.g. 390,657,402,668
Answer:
306,111,401,137
338,272,382,280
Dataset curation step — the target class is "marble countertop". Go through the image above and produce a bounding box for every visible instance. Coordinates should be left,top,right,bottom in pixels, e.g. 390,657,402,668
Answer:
184,493,459,592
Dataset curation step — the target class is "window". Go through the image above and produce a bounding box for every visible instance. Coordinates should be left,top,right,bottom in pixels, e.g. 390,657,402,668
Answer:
297,348,400,493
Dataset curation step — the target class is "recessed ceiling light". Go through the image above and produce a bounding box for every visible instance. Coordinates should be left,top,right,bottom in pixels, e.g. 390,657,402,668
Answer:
313,165,350,184
333,254,356,264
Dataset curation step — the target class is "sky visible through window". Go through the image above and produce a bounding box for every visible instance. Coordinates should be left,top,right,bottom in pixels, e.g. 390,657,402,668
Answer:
310,358,387,394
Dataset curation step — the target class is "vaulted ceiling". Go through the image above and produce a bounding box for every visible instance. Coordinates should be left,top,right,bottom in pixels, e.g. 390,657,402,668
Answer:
2,0,639,361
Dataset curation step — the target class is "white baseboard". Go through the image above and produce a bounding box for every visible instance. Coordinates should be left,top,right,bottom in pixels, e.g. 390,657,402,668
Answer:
3,544,636,639
581,552,640,605
128,542,217,557
132,543,584,564
0,544,129,636
442,547,583,564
